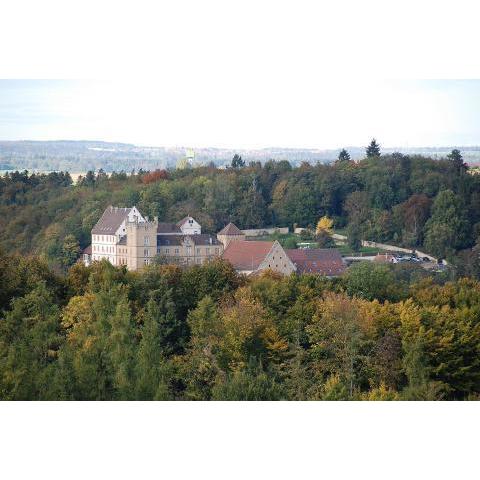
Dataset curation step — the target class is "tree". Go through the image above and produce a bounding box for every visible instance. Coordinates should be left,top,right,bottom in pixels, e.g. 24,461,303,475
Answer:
447,149,466,174
366,138,381,158
336,149,351,163
346,221,362,251
316,216,333,235
315,230,335,248
107,295,135,400
61,234,81,268
231,154,245,169
343,262,397,302
307,292,373,397
344,191,370,225
211,363,284,400
135,297,170,400
0,282,62,400
80,170,96,187
424,189,470,258
393,194,432,247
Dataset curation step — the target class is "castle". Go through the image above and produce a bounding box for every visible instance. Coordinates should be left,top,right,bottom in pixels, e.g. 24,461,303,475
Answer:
82,205,346,277
83,206,223,270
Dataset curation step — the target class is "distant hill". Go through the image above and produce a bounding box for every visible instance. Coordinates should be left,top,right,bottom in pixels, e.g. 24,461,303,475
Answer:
1,140,480,172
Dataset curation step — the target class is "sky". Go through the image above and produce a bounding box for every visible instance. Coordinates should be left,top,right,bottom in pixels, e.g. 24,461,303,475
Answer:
1,79,480,149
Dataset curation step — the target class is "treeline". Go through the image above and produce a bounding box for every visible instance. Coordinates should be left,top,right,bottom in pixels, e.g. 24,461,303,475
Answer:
1,147,480,276
1,249,479,400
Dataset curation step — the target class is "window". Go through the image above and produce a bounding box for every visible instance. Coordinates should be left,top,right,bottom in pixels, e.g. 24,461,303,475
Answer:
175,248,179,255
144,249,149,257
165,248,170,254
196,248,201,255
196,258,201,264
186,246,192,255
144,236,150,246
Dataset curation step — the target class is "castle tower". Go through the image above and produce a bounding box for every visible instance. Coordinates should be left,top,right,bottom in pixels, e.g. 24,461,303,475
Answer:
217,222,245,248
126,216,158,271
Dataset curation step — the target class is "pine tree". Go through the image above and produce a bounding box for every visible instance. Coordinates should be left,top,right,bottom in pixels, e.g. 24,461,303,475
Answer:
337,149,351,163
108,295,135,399
366,138,381,158
231,154,245,168
135,298,165,400
447,149,466,173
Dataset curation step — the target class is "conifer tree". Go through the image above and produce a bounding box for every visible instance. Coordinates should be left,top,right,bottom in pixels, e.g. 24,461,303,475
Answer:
337,149,351,162
135,298,164,400
366,138,381,158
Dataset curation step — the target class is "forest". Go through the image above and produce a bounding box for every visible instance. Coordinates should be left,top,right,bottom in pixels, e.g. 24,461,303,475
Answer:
1,252,480,400
1,146,480,274
1,145,480,400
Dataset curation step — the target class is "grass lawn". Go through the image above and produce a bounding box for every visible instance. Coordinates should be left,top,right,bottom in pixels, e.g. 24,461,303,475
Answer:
248,230,391,256
332,227,348,236
248,232,298,243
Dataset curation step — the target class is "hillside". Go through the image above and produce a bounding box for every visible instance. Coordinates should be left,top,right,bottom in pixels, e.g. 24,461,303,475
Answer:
3,140,480,172
1,150,479,278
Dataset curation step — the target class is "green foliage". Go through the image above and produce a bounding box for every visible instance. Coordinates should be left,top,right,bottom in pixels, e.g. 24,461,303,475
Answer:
366,138,381,158
1,247,480,400
231,154,245,169
337,149,351,163
343,262,398,301
211,362,284,400
2,150,480,400
2,150,480,271
346,222,362,251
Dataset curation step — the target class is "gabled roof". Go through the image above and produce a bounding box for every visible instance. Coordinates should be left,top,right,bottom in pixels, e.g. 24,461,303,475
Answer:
157,222,182,234
82,245,92,255
218,222,243,236
286,248,345,276
222,240,274,271
92,206,131,235
177,216,196,227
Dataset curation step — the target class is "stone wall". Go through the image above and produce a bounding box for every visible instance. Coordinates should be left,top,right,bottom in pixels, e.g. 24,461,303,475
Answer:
243,227,289,237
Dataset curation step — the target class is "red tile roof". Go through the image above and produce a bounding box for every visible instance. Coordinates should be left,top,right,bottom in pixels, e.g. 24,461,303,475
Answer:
286,248,346,276
222,240,273,271
218,222,243,236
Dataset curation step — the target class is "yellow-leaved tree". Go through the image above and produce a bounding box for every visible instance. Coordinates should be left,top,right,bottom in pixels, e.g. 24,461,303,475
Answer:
316,216,333,235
